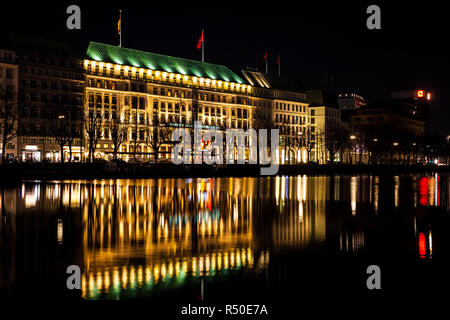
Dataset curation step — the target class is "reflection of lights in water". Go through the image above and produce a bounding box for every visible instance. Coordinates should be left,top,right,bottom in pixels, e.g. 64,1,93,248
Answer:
275,176,280,203
419,233,426,258
374,176,379,214
417,231,432,260
81,248,263,299
334,175,340,201
57,219,63,244
394,176,400,207
299,201,303,222
435,173,439,207
429,231,433,258
24,184,40,208
419,177,428,206
233,202,239,222
428,176,435,206
339,231,365,253
351,176,357,215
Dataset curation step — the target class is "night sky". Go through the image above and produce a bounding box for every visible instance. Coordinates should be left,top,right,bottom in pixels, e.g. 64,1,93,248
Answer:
1,1,449,135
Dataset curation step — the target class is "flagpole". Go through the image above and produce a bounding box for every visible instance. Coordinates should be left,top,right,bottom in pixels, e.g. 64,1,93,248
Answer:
201,29,204,62
266,56,268,74
278,54,281,77
119,10,122,47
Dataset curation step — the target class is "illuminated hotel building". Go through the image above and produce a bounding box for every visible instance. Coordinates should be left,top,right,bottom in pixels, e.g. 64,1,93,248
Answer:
242,70,309,164
84,42,254,161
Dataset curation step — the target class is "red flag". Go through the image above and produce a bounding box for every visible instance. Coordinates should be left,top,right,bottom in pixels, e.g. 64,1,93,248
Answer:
277,54,280,65
196,31,204,50
262,51,268,61
117,16,121,35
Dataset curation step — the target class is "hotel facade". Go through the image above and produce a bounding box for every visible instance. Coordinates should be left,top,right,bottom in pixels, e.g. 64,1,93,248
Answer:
84,42,254,162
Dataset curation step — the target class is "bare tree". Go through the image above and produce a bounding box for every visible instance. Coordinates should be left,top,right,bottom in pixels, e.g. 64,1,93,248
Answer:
304,125,315,163
0,86,18,164
145,114,172,163
50,111,69,163
66,124,80,163
84,109,102,163
108,110,128,160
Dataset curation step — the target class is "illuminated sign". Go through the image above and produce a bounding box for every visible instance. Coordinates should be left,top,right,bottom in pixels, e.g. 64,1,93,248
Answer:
416,90,424,98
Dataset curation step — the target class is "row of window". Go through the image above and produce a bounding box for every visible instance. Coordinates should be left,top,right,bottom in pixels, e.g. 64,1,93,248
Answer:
275,102,307,113
275,113,307,125
20,107,81,120
21,65,83,80
22,93,82,105
22,79,83,92
86,65,250,93
0,67,14,79
20,127,82,137
21,137,82,146
87,83,250,107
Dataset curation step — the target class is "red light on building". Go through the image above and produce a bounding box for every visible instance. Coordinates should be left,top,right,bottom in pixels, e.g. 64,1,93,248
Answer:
417,90,424,98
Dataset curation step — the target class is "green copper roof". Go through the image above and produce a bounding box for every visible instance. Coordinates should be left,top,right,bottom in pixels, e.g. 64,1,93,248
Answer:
86,42,244,84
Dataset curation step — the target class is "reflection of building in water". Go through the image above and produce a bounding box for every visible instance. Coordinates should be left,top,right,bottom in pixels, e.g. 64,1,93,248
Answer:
82,247,269,300
417,231,432,260
394,175,400,208
78,178,268,299
0,182,83,293
0,189,17,286
339,231,365,254
418,174,440,207
3,174,445,298
273,175,326,246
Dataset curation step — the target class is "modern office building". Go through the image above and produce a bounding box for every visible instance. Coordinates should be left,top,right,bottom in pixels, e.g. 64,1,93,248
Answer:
337,93,366,110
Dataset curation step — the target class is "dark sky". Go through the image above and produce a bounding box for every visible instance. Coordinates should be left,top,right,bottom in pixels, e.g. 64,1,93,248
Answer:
1,1,449,135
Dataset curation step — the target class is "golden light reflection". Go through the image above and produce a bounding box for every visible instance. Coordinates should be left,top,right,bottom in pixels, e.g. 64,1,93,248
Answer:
4,175,435,300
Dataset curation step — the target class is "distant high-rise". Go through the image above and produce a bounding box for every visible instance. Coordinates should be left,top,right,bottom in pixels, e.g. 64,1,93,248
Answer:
337,93,366,110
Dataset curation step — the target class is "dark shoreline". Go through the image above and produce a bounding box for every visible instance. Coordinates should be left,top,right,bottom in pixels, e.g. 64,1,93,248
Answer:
0,162,448,182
